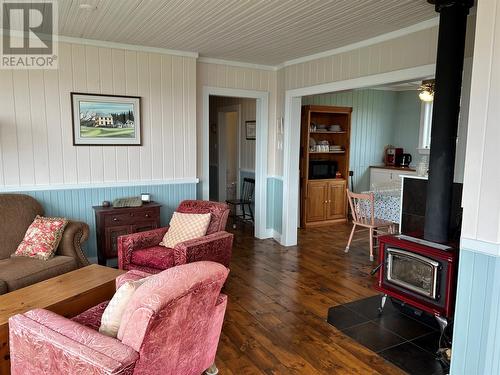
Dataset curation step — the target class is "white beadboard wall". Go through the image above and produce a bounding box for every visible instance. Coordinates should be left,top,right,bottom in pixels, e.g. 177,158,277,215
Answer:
0,41,196,188
197,62,277,175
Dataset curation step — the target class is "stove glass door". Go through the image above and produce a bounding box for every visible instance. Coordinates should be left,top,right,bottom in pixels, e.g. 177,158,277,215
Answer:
386,248,439,300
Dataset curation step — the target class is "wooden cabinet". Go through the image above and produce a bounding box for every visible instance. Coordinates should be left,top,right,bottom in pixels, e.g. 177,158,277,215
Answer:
93,203,161,265
304,179,346,225
300,105,351,227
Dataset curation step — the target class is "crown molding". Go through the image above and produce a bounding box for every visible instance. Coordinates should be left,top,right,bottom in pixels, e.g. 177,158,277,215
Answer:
197,57,277,71
0,29,198,58
276,17,440,69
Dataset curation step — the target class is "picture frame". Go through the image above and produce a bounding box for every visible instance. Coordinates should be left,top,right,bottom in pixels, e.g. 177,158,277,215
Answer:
71,92,142,146
245,120,256,140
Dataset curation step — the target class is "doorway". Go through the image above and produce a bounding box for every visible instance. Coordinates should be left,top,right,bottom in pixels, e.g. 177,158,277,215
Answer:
203,87,268,238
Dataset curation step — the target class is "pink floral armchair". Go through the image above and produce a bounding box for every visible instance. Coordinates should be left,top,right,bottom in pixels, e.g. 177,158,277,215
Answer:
9,261,229,375
118,200,233,274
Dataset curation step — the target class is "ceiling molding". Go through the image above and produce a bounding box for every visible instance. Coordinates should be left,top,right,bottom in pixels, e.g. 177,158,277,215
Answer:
197,57,277,71
0,29,198,58
277,17,439,69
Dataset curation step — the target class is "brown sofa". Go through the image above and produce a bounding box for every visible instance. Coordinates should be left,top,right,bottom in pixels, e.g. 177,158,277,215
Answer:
0,194,90,294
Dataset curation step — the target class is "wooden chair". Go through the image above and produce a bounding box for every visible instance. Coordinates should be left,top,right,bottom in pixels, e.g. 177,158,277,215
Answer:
345,189,395,261
226,178,255,228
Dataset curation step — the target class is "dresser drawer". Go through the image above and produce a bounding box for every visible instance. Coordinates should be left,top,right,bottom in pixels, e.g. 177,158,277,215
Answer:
104,208,159,226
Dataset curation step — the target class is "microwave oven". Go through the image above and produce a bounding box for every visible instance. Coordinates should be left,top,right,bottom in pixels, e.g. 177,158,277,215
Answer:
309,160,338,179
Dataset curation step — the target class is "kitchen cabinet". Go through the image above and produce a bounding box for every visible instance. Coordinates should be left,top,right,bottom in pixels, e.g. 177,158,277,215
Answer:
304,179,346,226
369,166,417,189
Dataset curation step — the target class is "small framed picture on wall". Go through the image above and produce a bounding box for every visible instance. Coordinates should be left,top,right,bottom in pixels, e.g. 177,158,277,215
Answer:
71,93,142,146
245,120,256,140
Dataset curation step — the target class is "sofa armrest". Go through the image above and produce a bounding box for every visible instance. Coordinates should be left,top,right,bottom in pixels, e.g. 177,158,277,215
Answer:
118,227,169,270
174,231,233,267
9,309,138,375
116,270,152,289
57,220,90,267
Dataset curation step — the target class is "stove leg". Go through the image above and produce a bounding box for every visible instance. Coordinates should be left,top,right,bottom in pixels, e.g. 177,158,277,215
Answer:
378,294,387,313
435,315,448,334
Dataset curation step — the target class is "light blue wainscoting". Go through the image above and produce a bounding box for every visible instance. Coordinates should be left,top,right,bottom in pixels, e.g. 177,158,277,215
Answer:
267,177,283,234
15,183,197,260
451,248,500,374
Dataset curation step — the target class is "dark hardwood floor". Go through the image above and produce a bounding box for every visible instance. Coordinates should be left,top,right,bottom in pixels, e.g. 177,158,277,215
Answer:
216,222,405,375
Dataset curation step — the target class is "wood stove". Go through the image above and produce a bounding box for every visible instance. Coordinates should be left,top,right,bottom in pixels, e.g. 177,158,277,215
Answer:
375,235,458,318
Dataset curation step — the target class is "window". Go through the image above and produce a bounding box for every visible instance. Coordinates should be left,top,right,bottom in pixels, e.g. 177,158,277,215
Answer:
418,101,433,154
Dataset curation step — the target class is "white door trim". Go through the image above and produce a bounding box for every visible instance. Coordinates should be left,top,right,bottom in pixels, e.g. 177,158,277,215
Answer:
281,64,437,246
202,86,269,239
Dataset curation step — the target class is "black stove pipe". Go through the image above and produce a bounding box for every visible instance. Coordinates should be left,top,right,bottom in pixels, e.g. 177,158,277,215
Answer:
424,0,473,243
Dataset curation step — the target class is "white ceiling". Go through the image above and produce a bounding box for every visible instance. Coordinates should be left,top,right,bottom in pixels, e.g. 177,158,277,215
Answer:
54,0,437,66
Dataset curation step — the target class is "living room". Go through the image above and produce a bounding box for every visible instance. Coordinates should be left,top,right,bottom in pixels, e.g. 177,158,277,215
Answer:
0,0,499,374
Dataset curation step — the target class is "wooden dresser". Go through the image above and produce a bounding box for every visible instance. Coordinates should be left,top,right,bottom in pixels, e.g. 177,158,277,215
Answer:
93,203,161,265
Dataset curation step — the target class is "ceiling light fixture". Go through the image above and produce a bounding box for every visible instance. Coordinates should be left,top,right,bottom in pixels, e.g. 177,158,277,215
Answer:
419,79,435,102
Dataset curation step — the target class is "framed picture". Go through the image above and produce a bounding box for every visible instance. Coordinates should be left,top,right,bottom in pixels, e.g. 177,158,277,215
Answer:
71,93,142,145
246,120,256,140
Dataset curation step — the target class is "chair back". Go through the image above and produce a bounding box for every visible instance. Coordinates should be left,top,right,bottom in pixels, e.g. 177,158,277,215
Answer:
240,178,255,202
177,200,230,234
0,194,44,259
117,261,229,374
346,189,375,226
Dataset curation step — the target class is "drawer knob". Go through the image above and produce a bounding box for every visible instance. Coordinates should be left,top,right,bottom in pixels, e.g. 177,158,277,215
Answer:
145,214,150,218
113,217,118,222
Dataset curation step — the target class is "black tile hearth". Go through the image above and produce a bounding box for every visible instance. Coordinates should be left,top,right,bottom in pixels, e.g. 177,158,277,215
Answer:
379,342,446,375
327,295,448,375
342,321,406,352
326,305,368,330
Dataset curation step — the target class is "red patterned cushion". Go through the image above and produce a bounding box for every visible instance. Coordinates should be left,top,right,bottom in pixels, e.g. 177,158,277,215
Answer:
72,301,109,331
13,215,68,260
131,246,175,270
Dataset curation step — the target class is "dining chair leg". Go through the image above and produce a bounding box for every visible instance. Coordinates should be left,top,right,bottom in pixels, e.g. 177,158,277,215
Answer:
369,228,374,262
345,224,356,253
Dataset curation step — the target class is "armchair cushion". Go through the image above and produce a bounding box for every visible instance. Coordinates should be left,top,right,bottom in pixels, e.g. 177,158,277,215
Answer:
118,227,169,270
130,246,175,270
9,309,138,375
0,256,77,292
72,301,109,331
160,212,211,248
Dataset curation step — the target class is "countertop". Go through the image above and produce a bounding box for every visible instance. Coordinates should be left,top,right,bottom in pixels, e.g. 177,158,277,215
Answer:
370,165,416,172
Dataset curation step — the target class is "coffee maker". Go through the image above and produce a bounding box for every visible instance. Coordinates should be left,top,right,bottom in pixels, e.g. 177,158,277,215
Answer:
385,147,403,166
397,153,412,167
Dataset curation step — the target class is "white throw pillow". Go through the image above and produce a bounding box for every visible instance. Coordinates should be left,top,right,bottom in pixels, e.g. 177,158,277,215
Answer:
160,212,211,248
99,277,150,338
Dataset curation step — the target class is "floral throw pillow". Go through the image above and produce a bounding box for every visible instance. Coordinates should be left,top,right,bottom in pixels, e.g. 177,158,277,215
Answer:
13,215,68,260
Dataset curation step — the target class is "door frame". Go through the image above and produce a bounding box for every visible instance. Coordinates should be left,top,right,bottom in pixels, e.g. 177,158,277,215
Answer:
202,86,269,239
217,105,241,202
281,64,436,246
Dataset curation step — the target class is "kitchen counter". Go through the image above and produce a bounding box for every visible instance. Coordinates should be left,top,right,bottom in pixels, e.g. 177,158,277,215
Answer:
370,165,416,172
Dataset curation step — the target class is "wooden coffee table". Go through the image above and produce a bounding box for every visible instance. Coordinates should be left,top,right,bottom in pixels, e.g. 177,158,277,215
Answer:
0,264,125,374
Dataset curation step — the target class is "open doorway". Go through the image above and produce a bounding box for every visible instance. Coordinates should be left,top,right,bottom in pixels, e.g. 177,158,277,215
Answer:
209,95,257,228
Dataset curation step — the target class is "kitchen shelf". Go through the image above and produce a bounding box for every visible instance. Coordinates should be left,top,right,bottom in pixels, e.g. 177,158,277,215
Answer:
309,150,345,154
309,131,346,134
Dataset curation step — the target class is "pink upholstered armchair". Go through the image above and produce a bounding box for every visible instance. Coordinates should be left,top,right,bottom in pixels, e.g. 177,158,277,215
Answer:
9,261,229,375
118,200,233,274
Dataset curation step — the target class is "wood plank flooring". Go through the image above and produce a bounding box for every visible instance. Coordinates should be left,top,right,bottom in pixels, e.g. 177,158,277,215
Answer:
216,223,405,375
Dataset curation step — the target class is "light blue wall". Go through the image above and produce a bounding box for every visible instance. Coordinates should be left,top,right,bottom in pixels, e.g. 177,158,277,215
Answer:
393,91,421,158
15,183,197,260
267,177,283,233
303,89,421,192
451,248,500,374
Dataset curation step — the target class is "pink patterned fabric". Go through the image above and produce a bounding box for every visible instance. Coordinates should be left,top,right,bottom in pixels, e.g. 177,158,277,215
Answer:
116,270,152,289
118,200,233,273
131,246,175,269
174,231,233,268
71,301,109,331
9,309,138,374
9,261,229,375
13,215,68,260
